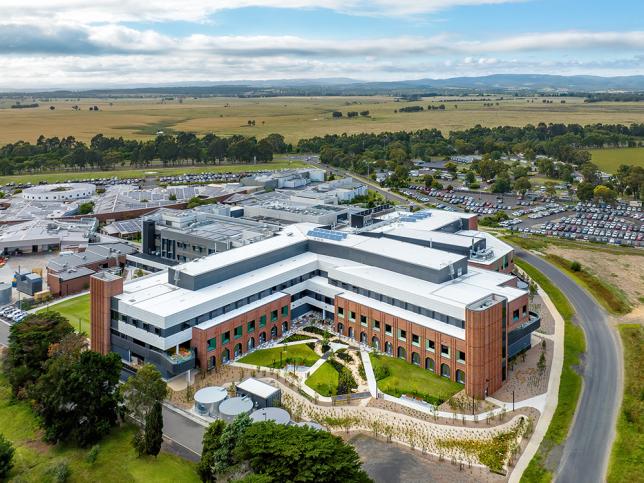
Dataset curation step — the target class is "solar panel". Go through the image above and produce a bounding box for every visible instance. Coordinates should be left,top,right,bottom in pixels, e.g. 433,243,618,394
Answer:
307,228,347,241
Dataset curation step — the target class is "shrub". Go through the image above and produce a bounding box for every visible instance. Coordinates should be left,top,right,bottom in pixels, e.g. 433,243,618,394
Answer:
85,444,100,464
47,460,71,483
336,351,353,363
302,326,325,335
570,261,582,272
373,365,391,381
0,434,15,479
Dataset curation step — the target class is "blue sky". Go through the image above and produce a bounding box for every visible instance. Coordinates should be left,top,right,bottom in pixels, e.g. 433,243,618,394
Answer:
1,0,643,88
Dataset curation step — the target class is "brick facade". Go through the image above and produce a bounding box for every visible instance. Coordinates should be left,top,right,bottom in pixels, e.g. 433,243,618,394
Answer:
191,294,292,371
89,273,123,355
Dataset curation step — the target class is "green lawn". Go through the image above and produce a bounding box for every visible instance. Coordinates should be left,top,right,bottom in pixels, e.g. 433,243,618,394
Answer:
369,353,462,405
0,371,199,482
608,324,643,483
589,147,644,173
238,343,320,369
0,160,308,185
37,294,91,336
516,258,586,483
305,362,339,397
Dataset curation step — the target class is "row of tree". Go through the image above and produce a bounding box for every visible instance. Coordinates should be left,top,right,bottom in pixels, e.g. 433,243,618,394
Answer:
0,132,291,175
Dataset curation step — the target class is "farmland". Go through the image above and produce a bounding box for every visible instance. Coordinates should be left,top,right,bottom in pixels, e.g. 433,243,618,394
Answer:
3,95,644,146
589,147,644,172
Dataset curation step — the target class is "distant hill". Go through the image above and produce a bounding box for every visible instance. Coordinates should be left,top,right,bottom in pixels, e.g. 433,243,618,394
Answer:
3,74,644,98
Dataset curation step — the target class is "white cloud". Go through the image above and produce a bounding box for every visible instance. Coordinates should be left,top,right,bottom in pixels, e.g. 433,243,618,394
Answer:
1,0,523,24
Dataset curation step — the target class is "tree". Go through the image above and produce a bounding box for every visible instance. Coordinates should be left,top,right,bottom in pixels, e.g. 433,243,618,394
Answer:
35,350,122,447
465,171,476,186
545,181,557,197
235,422,371,483
331,111,342,118
444,162,457,173
492,174,512,193
513,177,532,195
3,312,74,396
212,413,252,474
593,184,617,204
121,363,168,423
0,434,15,479
576,181,595,201
423,174,433,188
144,400,163,457
78,201,94,215
570,261,582,272
198,420,226,482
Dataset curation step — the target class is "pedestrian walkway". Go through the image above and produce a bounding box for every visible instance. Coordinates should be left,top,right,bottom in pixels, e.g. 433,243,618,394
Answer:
360,350,378,397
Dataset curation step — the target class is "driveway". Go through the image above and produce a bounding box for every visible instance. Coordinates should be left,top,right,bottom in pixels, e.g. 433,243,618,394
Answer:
515,249,622,483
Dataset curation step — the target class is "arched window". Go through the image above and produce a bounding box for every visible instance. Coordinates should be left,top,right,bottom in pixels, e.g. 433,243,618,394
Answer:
337,323,344,335
348,327,354,339
282,321,288,333
222,348,230,363
360,332,367,344
456,369,465,384
411,352,420,366
259,332,266,344
397,346,406,360
271,326,278,338
247,337,255,351
233,343,243,358
372,336,380,351
440,363,450,379
385,341,393,355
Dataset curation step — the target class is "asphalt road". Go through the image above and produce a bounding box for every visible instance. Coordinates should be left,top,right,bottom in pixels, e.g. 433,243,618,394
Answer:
515,249,621,483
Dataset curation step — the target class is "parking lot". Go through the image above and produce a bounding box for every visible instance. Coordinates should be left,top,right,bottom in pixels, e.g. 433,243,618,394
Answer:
512,201,643,246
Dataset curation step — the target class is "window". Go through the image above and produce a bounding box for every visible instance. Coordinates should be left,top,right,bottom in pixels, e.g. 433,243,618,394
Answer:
412,334,420,346
398,329,406,341
426,339,435,352
349,311,356,322
247,320,255,333
234,325,243,339
373,320,380,331
441,344,450,358
360,315,368,326
222,331,230,344
385,324,392,336
337,307,345,318
207,338,216,351
522,305,527,316
457,350,466,363
513,309,520,321
271,310,278,322
281,305,289,317
259,315,267,327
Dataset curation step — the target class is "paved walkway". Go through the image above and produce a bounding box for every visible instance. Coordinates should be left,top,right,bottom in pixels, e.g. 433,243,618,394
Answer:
360,350,378,397
509,286,565,483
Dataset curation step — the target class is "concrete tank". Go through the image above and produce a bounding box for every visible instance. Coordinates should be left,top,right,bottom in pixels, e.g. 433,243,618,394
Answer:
194,386,227,418
218,396,253,422
0,282,11,305
249,407,290,425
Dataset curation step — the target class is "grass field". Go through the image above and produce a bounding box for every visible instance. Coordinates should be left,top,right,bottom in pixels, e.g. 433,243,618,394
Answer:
516,258,585,483
545,254,631,315
305,361,339,397
607,324,643,483
238,343,319,369
0,370,199,482
37,294,91,335
3,95,644,145
0,159,308,184
590,147,644,173
369,353,462,405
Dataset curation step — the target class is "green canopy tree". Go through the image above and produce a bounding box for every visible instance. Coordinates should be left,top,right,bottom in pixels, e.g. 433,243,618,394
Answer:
198,420,226,482
144,400,164,457
235,422,372,483
0,434,15,479
121,363,168,423
3,312,74,396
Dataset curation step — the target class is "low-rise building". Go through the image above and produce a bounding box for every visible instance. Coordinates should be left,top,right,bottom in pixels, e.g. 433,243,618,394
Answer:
90,210,539,398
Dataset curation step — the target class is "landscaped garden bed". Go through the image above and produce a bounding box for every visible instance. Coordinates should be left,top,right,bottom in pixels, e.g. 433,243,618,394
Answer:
369,353,461,406
238,344,319,369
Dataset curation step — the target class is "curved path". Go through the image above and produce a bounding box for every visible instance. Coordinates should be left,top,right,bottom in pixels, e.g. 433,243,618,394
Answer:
515,249,622,483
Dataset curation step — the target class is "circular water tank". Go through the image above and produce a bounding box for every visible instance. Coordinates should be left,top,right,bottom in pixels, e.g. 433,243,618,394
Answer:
249,407,290,425
0,283,11,305
218,396,253,422
194,386,227,417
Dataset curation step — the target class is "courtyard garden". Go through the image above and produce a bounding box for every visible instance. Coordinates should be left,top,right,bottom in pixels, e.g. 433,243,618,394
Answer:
238,343,319,369
370,353,462,405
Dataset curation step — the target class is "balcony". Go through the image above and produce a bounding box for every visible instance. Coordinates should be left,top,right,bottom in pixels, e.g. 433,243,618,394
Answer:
508,312,541,358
